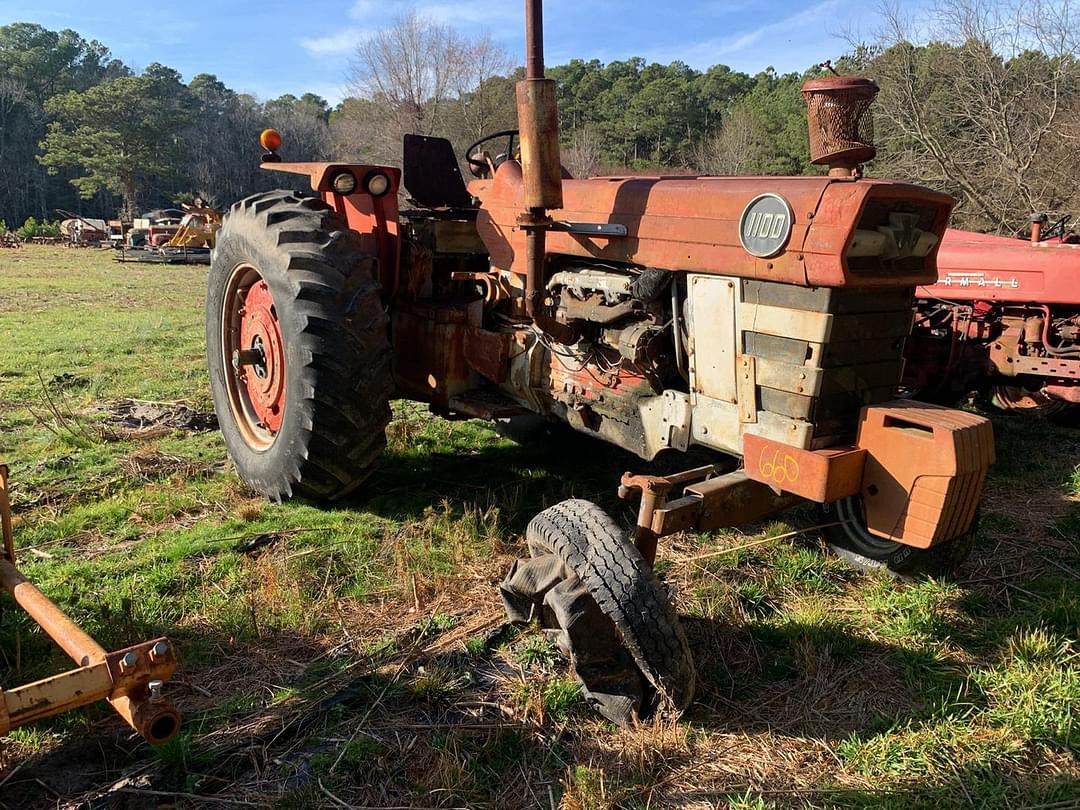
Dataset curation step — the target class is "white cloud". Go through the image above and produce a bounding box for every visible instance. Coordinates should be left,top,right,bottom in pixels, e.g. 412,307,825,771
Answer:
299,29,363,56
707,0,846,57
349,0,381,20
301,0,524,58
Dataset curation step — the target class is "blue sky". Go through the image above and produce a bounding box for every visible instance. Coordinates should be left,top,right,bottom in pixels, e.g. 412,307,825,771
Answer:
1,1,884,103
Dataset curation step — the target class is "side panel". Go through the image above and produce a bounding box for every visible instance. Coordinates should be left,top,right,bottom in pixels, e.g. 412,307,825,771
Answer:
687,276,737,402
923,229,1080,305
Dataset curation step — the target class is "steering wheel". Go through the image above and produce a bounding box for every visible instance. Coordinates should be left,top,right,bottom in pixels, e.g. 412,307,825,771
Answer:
466,129,519,176
1042,214,1072,241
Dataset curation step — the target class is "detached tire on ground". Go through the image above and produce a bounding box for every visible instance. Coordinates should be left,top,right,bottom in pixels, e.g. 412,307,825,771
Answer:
501,499,695,725
821,496,978,579
206,190,392,501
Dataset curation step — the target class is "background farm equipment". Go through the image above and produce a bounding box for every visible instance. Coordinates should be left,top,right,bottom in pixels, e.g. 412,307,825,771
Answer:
906,218,1080,421
204,0,994,723
56,210,108,247
0,465,181,744
117,201,221,264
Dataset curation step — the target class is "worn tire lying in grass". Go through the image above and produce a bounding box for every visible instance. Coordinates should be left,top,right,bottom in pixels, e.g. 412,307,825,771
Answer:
501,499,695,724
821,496,978,579
206,190,393,502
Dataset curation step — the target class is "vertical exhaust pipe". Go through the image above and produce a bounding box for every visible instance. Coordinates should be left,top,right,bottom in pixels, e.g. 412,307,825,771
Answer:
1030,213,1047,244
518,0,563,212
517,0,575,342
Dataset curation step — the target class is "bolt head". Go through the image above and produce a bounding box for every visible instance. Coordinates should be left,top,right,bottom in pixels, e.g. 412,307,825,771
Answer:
148,680,164,701
151,641,170,659
121,651,140,669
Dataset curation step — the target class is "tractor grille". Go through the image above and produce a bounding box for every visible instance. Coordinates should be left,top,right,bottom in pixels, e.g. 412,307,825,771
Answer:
740,280,914,449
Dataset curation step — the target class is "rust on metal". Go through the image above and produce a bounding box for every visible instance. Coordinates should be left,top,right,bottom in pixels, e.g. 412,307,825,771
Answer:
473,166,953,290
463,327,512,383
516,81,564,212
801,76,879,176
742,434,867,503
0,466,181,744
618,465,752,564
1044,383,1080,403
619,472,677,567
392,299,476,404
641,470,803,538
855,401,995,548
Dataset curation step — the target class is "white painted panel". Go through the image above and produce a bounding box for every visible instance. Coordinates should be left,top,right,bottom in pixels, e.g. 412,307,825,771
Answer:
687,274,738,403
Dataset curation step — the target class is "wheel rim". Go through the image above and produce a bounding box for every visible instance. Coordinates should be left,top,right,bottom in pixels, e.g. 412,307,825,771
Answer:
991,384,1068,416
222,263,286,450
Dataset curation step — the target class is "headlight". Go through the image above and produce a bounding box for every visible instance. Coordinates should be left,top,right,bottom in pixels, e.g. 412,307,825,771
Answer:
365,171,391,197
331,171,358,195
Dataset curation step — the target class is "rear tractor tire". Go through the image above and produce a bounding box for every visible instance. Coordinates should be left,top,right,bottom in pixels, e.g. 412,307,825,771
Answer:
501,499,695,725
820,496,977,579
206,190,393,501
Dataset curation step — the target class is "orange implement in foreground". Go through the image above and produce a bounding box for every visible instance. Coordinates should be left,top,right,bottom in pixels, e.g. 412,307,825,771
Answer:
0,465,180,744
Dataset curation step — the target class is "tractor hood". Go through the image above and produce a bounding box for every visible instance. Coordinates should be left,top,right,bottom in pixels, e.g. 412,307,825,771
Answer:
923,227,1080,304
471,160,953,289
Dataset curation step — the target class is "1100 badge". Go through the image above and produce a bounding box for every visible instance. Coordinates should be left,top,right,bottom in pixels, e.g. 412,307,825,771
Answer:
739,193,795,258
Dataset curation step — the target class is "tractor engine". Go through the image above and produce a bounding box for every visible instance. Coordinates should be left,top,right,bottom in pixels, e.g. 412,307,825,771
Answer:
541,265,673,449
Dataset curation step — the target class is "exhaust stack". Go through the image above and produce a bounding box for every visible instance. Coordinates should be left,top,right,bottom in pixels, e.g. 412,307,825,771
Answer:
518,0,563,211
517,0,573,341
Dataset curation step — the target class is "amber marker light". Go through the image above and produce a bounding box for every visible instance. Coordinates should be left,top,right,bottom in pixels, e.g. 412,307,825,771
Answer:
260,129,283,152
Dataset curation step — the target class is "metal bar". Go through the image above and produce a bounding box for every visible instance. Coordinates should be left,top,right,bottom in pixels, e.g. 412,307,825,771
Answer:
551,222,629,237
2,662,114,733
633,486,665,568
0,559,106,667
0,465,12,563
0,471,181,744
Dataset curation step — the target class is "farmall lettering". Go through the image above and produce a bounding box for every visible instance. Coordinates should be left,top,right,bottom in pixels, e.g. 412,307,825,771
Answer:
940,272,1020,290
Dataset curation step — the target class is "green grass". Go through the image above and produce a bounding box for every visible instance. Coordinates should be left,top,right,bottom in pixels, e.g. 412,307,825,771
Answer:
1,246,1079,809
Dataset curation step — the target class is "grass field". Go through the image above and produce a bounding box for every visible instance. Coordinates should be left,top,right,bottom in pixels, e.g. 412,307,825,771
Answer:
0,245,1077,809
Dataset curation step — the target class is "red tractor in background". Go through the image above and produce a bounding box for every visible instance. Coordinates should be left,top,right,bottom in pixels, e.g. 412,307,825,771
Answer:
204,2,994,724
907,217,1080,421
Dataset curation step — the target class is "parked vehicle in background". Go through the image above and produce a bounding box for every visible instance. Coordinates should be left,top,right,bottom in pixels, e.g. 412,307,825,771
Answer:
906,216,1080,421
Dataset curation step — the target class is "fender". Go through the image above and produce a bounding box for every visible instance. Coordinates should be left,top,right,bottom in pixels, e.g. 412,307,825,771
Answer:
262,161,402,296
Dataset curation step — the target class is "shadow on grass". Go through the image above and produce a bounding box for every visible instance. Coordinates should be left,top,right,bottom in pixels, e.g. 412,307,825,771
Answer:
6,414,1077,808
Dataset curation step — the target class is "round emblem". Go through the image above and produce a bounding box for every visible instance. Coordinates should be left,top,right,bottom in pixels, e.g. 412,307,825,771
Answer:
739,193,795,258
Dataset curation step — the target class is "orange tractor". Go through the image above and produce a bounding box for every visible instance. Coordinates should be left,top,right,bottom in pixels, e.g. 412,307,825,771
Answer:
206,2,994,722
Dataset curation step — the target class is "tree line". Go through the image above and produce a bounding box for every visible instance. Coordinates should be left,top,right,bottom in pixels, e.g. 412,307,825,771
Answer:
2,0,1077,235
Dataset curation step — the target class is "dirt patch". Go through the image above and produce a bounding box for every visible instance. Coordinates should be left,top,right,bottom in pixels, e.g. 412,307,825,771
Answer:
101,399,218,437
